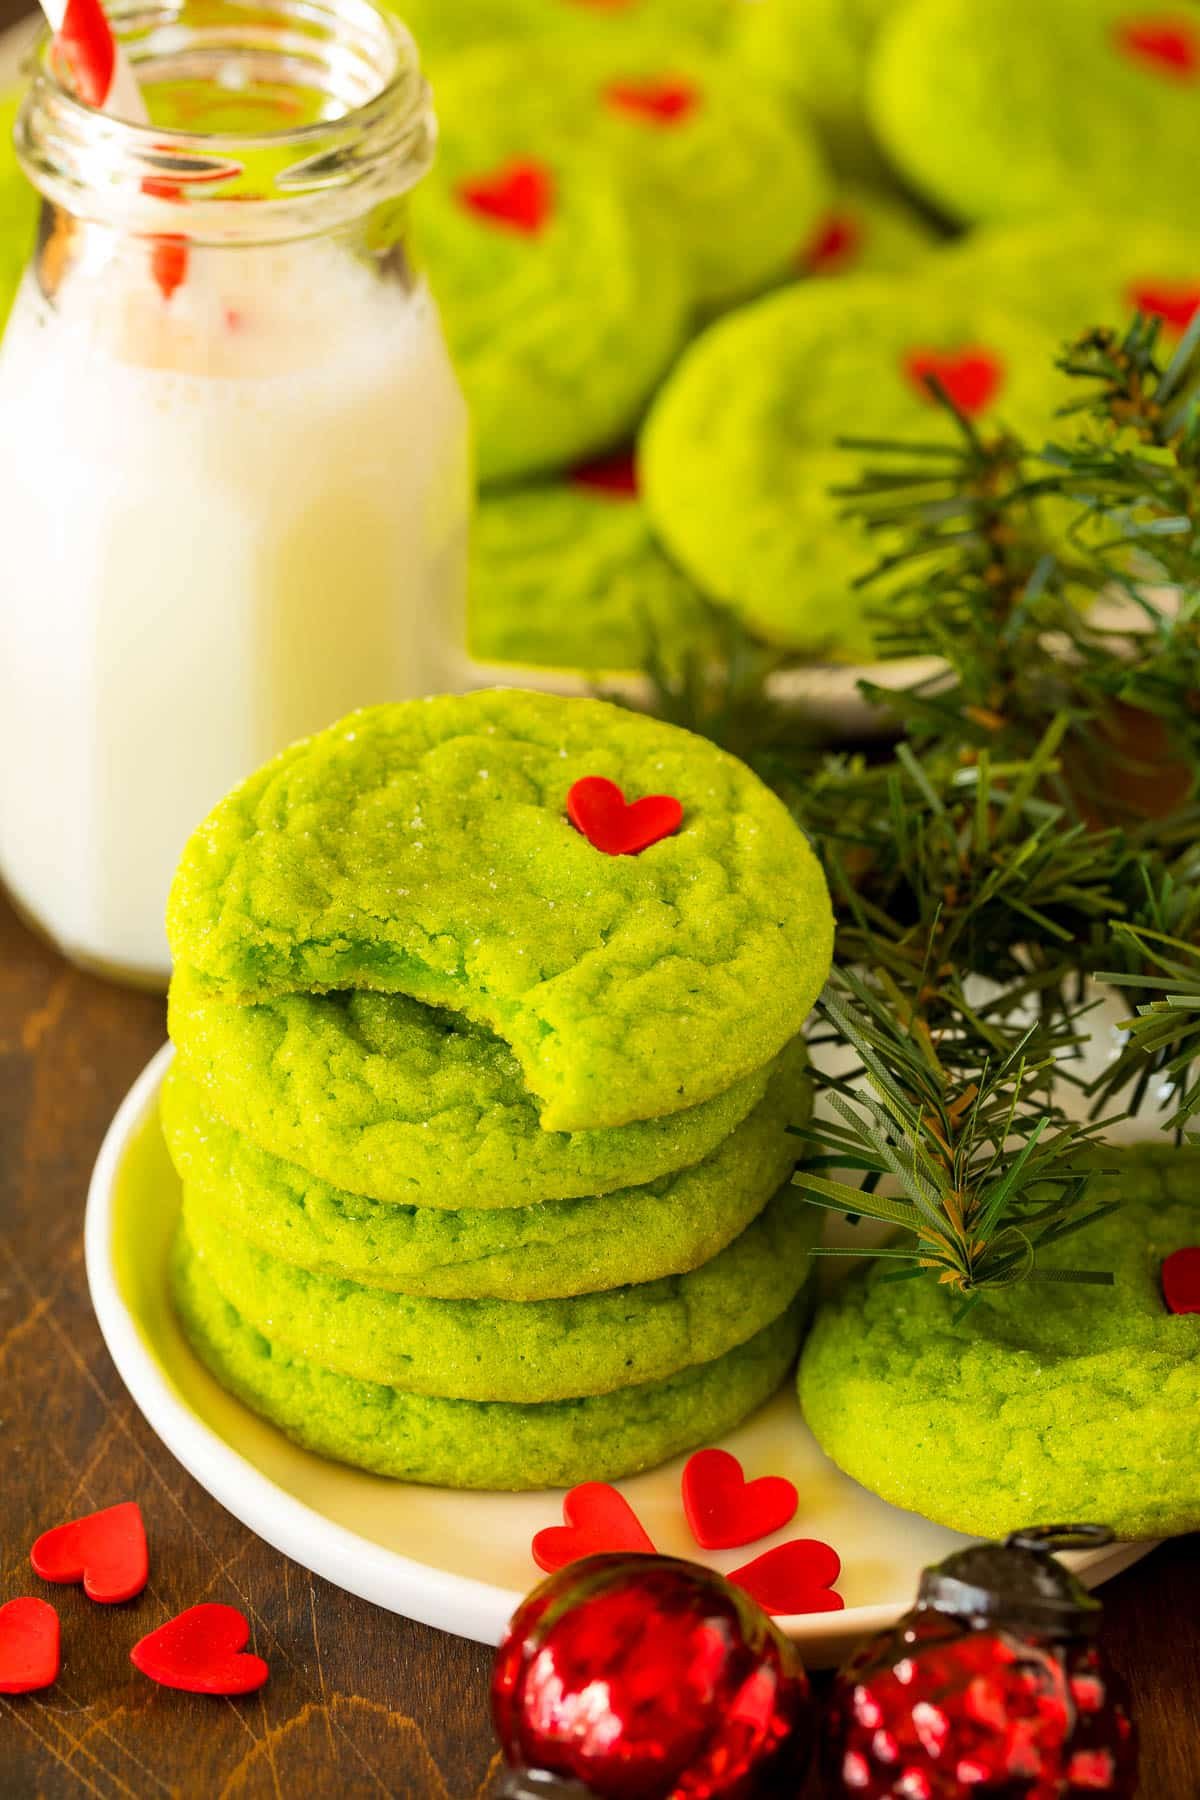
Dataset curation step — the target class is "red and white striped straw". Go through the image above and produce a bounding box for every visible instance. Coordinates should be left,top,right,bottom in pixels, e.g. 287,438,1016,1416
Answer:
40,0,148,123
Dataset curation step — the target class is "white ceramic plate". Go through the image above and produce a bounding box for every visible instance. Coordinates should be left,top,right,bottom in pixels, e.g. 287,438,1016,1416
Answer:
85,1044,1155,1663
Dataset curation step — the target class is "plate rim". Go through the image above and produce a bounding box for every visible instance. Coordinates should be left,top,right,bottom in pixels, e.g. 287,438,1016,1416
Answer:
85,1045,1158,1653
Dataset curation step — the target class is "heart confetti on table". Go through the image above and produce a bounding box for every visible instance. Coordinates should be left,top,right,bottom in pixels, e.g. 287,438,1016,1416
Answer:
532,1483,657,1574
904,347,1004,416
458,159,555,236
0,1598,61,1695
1114,16,1200,79
31,1500,149,1604
681,1448,799,1551
1128,280,1200,334
567,776,683,855
730,1540,844,1617
1162,1246,1200,1314
605,77,699,125
130,1604,269,1695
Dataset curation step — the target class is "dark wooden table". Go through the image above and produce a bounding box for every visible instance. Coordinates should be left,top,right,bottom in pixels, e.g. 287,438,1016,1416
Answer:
2,894,1200,1797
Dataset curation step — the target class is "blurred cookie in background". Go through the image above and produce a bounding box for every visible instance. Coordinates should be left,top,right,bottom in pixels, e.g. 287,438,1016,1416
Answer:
870,0,1200,229
468,452,720,677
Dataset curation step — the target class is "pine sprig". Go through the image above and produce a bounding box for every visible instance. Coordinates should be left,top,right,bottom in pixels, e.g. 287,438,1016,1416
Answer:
630,309,1200,1302
791,969,1118,1314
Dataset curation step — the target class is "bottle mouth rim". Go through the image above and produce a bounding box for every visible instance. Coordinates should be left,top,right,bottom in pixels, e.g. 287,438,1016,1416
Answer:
18,0,436,241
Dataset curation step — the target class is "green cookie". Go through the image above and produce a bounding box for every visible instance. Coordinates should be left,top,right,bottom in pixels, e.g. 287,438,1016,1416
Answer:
168,972,792,1208
390,0,736,62
870,0,1200,230
640,279,1068,657
795,182,940,282
731,0,898,177
932,215,1200,346
167,693,835,1134
173,1232,807,1490
414,132,687,483
469,470,719,676
798,1145,1200,1540
160,1044,809,1298
0,89,36,328
180,1181,816,1402
430,41,830,313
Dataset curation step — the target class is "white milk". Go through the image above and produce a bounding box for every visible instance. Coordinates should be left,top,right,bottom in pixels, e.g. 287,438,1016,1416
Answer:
0,241,469,982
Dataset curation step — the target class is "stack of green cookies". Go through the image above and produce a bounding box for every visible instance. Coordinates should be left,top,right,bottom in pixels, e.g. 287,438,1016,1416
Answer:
163,691,835,1490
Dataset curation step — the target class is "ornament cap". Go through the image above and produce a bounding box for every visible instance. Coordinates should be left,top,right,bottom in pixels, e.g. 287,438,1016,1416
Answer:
496,1771,595,1800
916,1524,1113,1639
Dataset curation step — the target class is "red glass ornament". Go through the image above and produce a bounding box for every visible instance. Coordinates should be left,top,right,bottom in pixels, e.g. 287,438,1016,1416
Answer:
824,1526,1138,1798
491,1552,815,1798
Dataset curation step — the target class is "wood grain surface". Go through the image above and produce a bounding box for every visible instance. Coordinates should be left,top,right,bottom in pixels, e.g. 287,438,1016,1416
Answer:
2,892,1199,1797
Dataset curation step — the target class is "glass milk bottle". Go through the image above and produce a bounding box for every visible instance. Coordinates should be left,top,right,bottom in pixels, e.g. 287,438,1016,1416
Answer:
0,0,469,987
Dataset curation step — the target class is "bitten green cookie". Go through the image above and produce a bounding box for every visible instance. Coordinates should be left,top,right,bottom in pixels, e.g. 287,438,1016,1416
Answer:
160,1044,809,1298
414,135,687,482
870,0,1200,229
168,972,792,1208
468,468,719,676
731,0,897,176
180,1182,817,1402
932,216,1200,346
798,1145,1200,1540
167,692,835,1134
430,41,830,313
173,1233,807,1490
641,279,1068,657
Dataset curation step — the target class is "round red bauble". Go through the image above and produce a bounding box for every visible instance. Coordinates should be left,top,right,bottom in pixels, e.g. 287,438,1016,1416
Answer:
491,1552,815,1798
823,1527,1138,1798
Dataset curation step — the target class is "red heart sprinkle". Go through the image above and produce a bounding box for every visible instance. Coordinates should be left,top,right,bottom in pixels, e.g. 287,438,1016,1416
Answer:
799,212,864,276
904,347,1004,416
56,0,116,108
567,777,683,856
570,449,640,497
151,236,189,301
0,1598,60,1695
681,1449,799,1551
605,77,699,124
458,159,555,235
1128,279,1200,334
31,1500,149,1605
729,1540,844,1617
1114,15,1200,78
532,1483,656,1574
1162,1246,1200,1313
130,1604,269,1695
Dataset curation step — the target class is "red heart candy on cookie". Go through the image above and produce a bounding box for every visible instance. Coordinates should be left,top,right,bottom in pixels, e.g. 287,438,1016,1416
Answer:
0,1598,60,1694
130,1604,269,1695
605,77,699,124
1129,279,1200,334
1115,16,1200,79
532,1483,656,1574
458,159,555,235
567,777,683,856
800,212,864,276
31,1500,149,1604
570,449,640,497
730,1540,844,1617
904,348,1004,416
681,1449,799,1551
1162,1246,1200,1314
